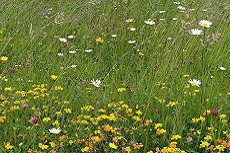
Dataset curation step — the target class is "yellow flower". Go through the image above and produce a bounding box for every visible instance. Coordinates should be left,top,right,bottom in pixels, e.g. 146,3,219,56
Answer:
171,134,182,140
109,142,118,149
147,151,153,153
5,142,14,149
117,88,126,93
0,56,8,62
215,145,225,151
96,37,104,43
81,146,89,152
69,140,74,145
49,142,56,148
200,141,210,148
220,114,227,119
51,75,58,80
52,120,60,127
43,117,51,122
38,143,48,150
125,146,131,153
154,123,163,129
183,74,190,78
18,142,23,147
64,108,72,114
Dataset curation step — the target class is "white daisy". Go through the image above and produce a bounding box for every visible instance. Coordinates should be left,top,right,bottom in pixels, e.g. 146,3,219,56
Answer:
70,65,77,68
130,28,136,31
90,79,102,88
59,38,67,43
178,6,186,10
173,18,178,21
69,50,76,54
188,79,201,87
125,18,133,23
199,20,212,28
57,53,64,56
144,20,155,25
49,128,61,134
85,49,93,53
128,40,136,44
67,35,75,39
220,66,226,71
173,2,180,5
191,29,203,35
111,34,117,38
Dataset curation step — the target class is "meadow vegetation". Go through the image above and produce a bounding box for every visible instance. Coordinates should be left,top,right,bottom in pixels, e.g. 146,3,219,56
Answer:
0,0,230,152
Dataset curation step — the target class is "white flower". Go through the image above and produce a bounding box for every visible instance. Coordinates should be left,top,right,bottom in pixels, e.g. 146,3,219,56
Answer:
178,6,186,10
159,11,166,13
67,35,75,39
220,66,226,71
57,53,64,56
191,29,203,35
173,18,178,21
144,20,155,25
90,79,102,88
125,18,133,23
199,20,212,28
202,9,207,12
111,34,117,38
188,79,201,87
128,40,136,44
70,65,77,68
130,28,136,31
160,18,165,21
69,50,76,54
59,38,67,43
49,128,61,134
85,49,93,53
173,2,180,5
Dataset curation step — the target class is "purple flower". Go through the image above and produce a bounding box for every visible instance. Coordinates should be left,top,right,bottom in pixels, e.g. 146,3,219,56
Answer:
152,107,158,112
29,116,38,124
129,140,134,145
22,104,28,110
211,109,219,116
8,67,15,73
187,136,193,142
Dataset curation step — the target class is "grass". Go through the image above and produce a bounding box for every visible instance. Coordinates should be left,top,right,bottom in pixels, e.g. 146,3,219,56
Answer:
0,0,230,152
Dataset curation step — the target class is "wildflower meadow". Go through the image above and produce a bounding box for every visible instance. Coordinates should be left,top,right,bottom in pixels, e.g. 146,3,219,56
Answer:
0,0,229,152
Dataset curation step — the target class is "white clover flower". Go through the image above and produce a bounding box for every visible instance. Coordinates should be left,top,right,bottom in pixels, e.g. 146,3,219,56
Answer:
111,34,117,38
85,49,93,53
49,128,61,134
125,18,133,23
199,20,212,28
144,20,155,25
188,79,201,87
191,29,203,35
67,35,75,39
178,6,186,10
220,66,226,71
69,50,76,54
57,53,64,56
59,38,67,43
128,40,136,44
70,65,77,68
90,79,102,88
130,28,136,31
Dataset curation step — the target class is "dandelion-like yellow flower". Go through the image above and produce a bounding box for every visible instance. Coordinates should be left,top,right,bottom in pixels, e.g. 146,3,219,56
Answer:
0,56,8,62
51,75,58,80
96,37,104,43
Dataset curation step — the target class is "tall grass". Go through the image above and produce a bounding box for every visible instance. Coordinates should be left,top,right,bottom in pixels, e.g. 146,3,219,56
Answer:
0,0,229,152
